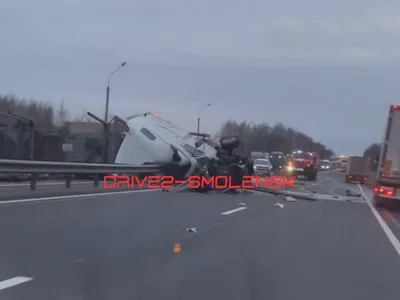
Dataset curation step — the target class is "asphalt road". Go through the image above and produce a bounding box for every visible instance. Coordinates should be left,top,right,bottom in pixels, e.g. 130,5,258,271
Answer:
293,169,364,196
0,180,142,201
0,188,400,300
290,169,400,242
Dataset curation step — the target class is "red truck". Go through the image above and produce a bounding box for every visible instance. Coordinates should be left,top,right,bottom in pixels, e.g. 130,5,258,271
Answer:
285,150,319,181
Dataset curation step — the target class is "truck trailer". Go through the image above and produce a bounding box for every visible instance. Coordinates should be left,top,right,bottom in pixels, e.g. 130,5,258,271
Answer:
372,104,400,205
345,156,370,184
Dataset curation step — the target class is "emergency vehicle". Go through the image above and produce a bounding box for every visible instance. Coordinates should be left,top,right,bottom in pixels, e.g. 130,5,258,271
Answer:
285,150,319,180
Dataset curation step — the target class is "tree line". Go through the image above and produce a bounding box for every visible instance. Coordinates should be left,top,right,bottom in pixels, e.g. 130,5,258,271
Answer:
363,143,380,161
0,94,94,132
218,120,335,158
0,94,335,159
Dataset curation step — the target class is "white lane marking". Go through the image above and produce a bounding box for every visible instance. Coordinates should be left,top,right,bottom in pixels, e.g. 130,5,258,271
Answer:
221,207,247,215
0,276,33,291
0,181,92,188
0,189,161,205
358,184,400,256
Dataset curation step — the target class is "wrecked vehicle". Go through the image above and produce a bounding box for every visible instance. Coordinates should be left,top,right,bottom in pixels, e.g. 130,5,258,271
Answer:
114,112,253,192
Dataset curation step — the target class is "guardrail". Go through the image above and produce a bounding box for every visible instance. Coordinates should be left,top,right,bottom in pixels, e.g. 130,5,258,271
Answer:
0,159,163,190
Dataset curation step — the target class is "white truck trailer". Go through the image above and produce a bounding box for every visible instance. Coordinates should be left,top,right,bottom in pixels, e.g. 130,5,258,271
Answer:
372,104,400,205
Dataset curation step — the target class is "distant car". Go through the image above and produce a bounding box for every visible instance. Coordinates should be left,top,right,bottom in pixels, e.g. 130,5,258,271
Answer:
320,161,330,170
253,158,272,175
337,167,346,172
269,151,286,171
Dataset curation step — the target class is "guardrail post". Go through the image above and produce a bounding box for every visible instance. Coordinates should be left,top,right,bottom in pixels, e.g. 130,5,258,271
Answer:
30,173,38,190
94,175,99,187
66,175,71,188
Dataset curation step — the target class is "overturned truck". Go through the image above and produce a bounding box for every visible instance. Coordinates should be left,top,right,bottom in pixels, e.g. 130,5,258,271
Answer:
114,112,253,192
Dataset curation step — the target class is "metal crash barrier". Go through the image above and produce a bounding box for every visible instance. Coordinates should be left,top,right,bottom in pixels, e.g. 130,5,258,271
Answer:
0,159,163,190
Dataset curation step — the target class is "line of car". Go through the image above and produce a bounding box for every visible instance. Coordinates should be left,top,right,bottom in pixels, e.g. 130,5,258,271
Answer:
253,155,333,177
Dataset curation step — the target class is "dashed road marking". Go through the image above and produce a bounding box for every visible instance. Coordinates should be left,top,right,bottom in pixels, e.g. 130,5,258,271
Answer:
0,189,160,205
221,207,247,215
0,276,33,291
358,184,400,257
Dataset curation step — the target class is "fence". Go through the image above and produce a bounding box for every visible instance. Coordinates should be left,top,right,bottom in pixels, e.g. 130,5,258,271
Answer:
0,112,127,163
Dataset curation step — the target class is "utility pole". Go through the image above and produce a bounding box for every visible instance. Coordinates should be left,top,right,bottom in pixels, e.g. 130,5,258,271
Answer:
104,61,126,162
197,102,211,134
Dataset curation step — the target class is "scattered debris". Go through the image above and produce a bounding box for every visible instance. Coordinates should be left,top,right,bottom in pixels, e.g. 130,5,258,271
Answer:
186,227,197,233
346,190,361,197
237,202,246,207
274,203,284,208
173,243,181,253
284,196,297,202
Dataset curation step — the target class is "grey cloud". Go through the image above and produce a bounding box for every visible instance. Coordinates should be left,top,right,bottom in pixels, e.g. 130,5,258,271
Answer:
1,0,400,154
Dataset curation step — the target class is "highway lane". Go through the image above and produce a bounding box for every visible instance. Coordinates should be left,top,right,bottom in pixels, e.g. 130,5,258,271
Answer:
275,169,363,199
292,170,400,241
0,190,400,300
0,180,149,201
296,169,362,197
0,170,356,202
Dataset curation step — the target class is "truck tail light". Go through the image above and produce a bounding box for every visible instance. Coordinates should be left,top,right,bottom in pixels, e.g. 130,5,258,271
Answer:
373,185,394,196
372,185,379,193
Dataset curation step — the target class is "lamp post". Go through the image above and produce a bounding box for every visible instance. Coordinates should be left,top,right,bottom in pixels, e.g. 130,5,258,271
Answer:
244,122,255,155
197,102,212,134
104,61,126,163
105,61,126,123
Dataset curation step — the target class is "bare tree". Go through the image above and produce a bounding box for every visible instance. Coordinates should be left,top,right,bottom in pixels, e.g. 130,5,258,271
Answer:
0,94,55,131
54,98,71,127
363,143,380,160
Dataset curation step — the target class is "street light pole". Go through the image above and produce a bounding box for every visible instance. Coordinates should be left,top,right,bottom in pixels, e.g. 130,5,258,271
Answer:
197,102,211,134
104,61,126,163
245,122,255,155
105,61,126,123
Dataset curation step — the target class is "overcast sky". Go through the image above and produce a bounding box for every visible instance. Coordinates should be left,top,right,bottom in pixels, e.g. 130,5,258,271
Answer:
1,0,400,155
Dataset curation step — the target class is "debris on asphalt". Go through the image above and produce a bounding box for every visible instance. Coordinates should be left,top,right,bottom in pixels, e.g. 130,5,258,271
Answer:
237,201,246,207
173,243,181,253
274,203,284,208
346,190,361,197
284,196,297,202
186,227,197,233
